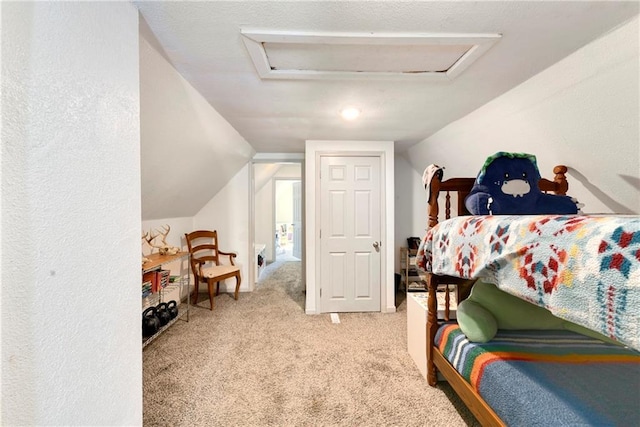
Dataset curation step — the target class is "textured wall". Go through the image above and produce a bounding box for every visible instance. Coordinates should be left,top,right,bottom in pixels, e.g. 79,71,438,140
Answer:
407,16,640,215
1,2,142,425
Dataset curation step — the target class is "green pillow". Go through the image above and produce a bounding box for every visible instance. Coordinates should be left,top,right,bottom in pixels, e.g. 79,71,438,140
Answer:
457,280,621,345
468,280,564,330
457,300,497,343
456,280,622,345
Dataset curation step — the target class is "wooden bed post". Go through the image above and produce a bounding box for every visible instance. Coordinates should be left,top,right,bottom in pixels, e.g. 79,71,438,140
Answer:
426,273,440,386
428,174,442,229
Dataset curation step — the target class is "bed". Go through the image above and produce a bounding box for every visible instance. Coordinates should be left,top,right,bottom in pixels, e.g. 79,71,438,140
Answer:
415,165,640,426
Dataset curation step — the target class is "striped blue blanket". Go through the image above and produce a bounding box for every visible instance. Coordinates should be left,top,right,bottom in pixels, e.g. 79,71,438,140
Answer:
436,325,640,426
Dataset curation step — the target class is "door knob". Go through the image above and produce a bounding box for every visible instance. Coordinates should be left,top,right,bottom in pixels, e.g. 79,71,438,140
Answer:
373,241,380,252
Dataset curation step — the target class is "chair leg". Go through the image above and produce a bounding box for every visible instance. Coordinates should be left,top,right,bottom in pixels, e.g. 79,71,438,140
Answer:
192,280,200,305
216,282,220,296
234,273,241,300
207,280,215,311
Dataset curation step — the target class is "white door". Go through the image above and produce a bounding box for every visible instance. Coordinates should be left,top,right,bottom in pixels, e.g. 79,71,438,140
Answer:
320,155,381,312
292,181,302,260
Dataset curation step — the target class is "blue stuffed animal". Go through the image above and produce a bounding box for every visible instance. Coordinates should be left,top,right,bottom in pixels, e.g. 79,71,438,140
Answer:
464,152,579,215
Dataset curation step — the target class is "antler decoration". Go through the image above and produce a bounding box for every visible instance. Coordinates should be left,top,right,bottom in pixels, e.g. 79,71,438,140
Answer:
157,225,171,247
141,232,151,264
144,224,180,255
144,230,157,248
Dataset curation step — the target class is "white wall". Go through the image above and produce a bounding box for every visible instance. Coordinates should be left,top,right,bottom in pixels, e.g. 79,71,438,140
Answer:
275,180,295,224
394,154,428,274
2,2,142,425
255,166,275,261
255,168,273,260
407,16,640,215
193,164,251,293
139,19,255,220
305,140,395,314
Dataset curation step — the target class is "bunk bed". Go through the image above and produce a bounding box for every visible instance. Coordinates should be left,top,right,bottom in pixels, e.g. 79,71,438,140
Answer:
415,165,640,426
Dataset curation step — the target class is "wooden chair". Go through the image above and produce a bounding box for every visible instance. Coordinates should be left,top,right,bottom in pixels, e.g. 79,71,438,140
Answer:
185,230,241,310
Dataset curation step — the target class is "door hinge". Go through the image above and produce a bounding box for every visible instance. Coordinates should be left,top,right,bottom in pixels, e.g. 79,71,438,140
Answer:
320,288,322,297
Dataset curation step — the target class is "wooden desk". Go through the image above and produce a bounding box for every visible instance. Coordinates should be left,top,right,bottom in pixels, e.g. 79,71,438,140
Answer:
142,251,189,273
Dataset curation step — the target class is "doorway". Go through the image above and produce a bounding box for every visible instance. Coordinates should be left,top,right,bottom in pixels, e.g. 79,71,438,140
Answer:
274,179,301,262
251,159,304,294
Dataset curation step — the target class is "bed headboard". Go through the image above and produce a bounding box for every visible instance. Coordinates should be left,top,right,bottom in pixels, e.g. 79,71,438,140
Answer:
427,165,570,229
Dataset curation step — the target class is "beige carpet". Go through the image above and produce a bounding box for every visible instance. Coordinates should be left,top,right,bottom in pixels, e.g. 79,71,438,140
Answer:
143,261,479,426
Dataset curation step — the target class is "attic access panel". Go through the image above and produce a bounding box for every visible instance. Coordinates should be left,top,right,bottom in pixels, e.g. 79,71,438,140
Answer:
241,30,501,80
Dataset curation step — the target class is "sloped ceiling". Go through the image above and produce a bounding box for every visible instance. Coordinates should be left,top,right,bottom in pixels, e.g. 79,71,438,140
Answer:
140,24,255,220
254,163,284,193
135,1,639,153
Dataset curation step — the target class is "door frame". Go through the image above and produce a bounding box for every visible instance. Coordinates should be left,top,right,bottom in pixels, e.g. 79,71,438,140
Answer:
249,154,304,292
304,140,395,314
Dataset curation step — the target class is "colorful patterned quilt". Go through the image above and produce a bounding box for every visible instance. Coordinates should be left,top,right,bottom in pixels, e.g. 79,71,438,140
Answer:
436,325,640,427
417,215,640,351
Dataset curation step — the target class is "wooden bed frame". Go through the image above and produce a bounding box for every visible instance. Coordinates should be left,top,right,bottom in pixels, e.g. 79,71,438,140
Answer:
424,165,570,427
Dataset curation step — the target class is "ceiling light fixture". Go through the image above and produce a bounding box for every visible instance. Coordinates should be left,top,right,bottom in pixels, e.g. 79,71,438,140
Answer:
340,107,361,121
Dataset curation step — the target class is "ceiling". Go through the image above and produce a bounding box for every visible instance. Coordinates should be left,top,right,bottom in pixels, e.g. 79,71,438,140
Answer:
134,1,639,154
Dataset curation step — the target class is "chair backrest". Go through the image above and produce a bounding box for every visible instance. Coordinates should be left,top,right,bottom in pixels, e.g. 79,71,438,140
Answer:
185,230,221,274
427,165,569,229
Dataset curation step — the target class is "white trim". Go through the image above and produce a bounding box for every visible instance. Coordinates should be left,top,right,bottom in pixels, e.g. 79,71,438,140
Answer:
241,29,501,81
253,152,304,161
248,164,256,291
